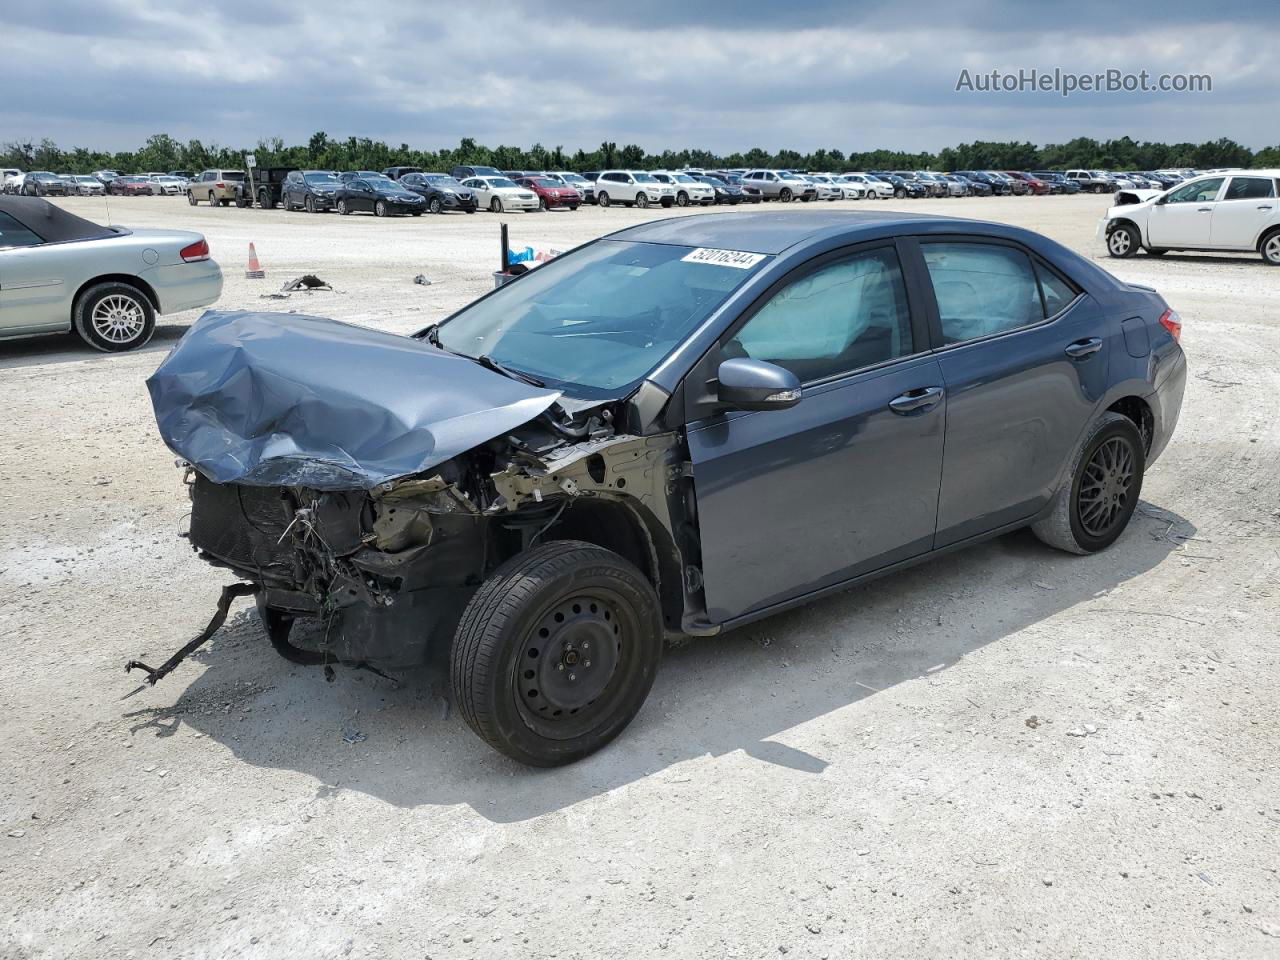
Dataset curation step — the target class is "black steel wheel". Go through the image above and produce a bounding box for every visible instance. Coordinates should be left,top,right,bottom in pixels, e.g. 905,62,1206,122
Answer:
451,540,663,766
1032,412,1145,554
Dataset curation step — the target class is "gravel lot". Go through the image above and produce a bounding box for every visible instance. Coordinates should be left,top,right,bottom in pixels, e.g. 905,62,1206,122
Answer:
2,195,1278,959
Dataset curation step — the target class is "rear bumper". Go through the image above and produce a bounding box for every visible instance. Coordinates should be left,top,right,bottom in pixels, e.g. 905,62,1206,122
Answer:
1146,346,1186,466
145,259,223,314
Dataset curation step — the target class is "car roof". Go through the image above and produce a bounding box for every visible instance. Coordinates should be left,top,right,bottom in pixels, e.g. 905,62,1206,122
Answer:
0,195,118,243
604,210,949,254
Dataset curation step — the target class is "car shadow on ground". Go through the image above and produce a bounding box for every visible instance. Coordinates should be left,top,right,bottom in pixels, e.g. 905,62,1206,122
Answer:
0,322,188,370
120,503,1192,823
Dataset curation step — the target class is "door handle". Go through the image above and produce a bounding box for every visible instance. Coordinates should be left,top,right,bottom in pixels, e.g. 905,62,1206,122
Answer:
1064,337,1103,359
889,386,944,414
1259,205,1274,210
1197,206,1212,212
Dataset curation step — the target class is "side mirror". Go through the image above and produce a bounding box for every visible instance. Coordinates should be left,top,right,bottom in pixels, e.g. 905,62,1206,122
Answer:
716,358,802,411
1155,195,1168,205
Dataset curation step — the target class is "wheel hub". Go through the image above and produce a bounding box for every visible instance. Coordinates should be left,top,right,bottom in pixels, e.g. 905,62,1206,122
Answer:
1077,436,1134,536
521,597,621,717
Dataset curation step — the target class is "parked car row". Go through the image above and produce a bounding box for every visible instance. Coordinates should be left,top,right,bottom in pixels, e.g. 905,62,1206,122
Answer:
0,169,197,196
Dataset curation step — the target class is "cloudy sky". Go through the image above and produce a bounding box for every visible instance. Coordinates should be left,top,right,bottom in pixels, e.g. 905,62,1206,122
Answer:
2,0,1275,153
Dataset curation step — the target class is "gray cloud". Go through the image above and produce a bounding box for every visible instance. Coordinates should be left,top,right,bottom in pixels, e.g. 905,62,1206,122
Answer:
0,0,1275,154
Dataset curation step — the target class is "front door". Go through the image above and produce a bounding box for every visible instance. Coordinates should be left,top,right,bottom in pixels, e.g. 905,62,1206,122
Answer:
687,243,945,622
0,215,67,335
1210,175,1278,248
1147,176,1224,247
917,239,1111,546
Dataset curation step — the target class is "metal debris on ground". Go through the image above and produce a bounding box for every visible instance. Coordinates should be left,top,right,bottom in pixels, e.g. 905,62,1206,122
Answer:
413,274,432,285
260,275,334,299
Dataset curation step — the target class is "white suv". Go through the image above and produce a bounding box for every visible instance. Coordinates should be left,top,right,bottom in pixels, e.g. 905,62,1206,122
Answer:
650,172,715,206
740,169,817,202
594,171,675,209
1098,170,1280,265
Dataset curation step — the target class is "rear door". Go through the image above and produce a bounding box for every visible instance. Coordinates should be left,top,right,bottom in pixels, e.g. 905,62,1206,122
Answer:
1146,177,1225,247
687,242,945,622
916,238,1110,546
1210,175,1278,249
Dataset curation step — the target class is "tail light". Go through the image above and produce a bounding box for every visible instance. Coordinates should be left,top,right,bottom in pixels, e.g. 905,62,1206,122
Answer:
1158,308,1182,342
215,181,225,189
180,239,210,262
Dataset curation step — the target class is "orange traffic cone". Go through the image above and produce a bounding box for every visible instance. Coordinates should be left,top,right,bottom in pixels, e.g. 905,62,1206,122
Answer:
245,242,265,279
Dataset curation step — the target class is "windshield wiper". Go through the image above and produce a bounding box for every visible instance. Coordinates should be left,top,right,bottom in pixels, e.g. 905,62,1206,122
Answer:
421,325,545,387
477,354,545,387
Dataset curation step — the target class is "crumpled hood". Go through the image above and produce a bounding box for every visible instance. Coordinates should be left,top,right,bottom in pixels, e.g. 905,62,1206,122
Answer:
147,311,562,490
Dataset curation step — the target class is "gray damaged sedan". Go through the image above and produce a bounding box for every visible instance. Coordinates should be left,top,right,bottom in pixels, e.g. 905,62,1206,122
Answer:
137,210,1186,765
0,196,222,351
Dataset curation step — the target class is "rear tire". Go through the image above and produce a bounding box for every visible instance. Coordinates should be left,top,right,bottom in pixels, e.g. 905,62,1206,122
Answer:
72,282,156,353
1031,413,1144,555
260,190,274,210
1261,229,1280,266
450,540,663,766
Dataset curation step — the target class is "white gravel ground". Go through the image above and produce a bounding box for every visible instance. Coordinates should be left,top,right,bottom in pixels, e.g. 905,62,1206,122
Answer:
1,194,1278,960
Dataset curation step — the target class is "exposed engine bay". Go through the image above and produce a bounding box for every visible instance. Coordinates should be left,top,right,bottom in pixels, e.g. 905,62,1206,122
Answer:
140,311,703,675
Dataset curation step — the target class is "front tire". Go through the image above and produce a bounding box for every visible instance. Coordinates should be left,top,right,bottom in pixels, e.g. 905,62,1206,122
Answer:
451,540,663,767
779,188,793,202
636,193,649,209
597,191,611,208
1032,413,1145,555
72,282,156,353
429,197,443,214
305,196,316,214
337,198,349,215
375,200,388,217
490,197,504,213
187,191,196,206
1107,223,1140,258
676,191,689,207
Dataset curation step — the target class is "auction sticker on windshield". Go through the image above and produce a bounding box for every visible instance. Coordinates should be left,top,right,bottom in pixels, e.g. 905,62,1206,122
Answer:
681,248,767,269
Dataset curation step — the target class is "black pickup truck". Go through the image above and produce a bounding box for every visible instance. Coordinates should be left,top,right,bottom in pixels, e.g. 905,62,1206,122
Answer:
235,167,296,209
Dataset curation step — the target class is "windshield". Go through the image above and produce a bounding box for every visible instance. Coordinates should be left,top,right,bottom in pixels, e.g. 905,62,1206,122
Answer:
633,174,659,183
532,178,561,188
426,175,461,187
485,177,518,189
435,240,768,398
561,173,588,183
304,172,338,184
675,175,699,183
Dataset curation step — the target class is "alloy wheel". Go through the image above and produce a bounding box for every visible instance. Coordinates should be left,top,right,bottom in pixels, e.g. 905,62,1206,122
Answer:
1077,437,1135,538
91,294,146,345
1108,229,1133,256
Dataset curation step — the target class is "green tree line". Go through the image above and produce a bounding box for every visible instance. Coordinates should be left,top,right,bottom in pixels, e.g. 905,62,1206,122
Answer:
5,132,1279,175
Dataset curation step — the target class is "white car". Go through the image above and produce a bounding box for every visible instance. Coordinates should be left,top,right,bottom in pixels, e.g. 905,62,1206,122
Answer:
593,171,675,209
460,176,540,213
1098,170,1280,265
2,170,25,195
801,175,842,201
843,173,893,199
0,195,223,351
650,172,715,207
149,176,185,196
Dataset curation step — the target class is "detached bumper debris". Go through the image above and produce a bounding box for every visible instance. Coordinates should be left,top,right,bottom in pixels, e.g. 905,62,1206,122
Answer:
260,274,334,299
125,582,258,685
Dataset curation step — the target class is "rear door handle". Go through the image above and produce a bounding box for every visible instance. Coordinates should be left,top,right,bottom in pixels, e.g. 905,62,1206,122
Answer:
1065,337,1103,359
888,386,944,414
1259,205,1274,210
1197,206,1212,212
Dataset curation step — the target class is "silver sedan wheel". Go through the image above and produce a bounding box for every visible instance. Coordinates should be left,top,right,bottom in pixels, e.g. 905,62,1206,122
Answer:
1264,233,1280,265
1108,229,1132,257
91,294,147,344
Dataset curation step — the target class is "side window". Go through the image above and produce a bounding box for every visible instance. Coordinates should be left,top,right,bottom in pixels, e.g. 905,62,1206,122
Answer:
729,247,914,383
1224,177,1275,201
0,211,44,248
923,242,1044,344
1166,177,1224,203
1034,260,1080,317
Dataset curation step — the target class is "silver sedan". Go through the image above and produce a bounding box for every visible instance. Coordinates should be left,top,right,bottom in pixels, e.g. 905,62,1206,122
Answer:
0,196,223,351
